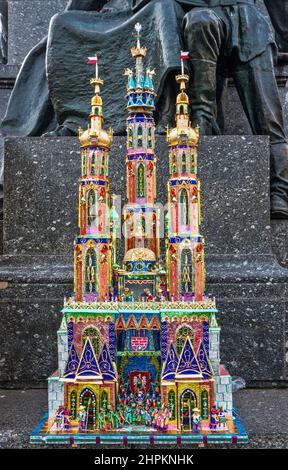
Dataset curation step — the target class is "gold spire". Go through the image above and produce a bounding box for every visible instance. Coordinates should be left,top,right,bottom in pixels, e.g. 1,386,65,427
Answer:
79,55,113,149
167,52,199,147
130,23,147,60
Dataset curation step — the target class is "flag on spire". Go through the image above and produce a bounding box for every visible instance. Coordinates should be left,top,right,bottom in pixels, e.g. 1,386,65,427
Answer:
88,56,98,65
181,51,189,60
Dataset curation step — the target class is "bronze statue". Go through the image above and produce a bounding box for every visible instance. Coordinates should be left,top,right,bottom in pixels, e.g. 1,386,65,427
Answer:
1,0,288,217
0,0,184,137
176,0,288,218
264,0,288,58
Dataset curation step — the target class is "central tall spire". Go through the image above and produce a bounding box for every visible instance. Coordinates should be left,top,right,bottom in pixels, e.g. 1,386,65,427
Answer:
123,23,159,258
116,23,161,299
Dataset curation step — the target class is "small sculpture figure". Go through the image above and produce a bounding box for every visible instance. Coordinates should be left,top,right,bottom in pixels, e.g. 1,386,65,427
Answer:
55,406,64,430
98,408,107,431
114,407,120,429
118,406,125,427
192,407,202,433
209,405,219,431
106,405,114,430
162,406,171,431
77,405,87,432
63,407,71,431
217,407,228,430
124,405,133,425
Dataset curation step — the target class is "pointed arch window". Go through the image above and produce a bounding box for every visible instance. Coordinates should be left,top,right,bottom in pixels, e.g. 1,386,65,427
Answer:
190,153,195,173
179,188,189,225
137,126,143,147
82,152,87,176
176,325,194,355
100,155,105,176
172,153,177,174
100,390,108,408
136,163,145,198
82,326,101,356
181,249,193,293
91,152,96,175
148,127,152,148
70,390,77,419
168,390,176,420
182,152,187,173
201,390,209,419
85,248,97,293
128,128,133,148
87,189,97,226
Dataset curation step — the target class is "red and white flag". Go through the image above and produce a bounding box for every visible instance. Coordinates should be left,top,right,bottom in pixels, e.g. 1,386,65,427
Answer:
180,51,189,60
87,56,98,65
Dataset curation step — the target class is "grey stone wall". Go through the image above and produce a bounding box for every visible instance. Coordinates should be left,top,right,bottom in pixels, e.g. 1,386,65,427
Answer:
7,0,67,65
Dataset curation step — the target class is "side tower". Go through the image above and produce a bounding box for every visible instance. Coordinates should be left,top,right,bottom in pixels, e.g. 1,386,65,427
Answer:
75,59,113,302
166,59,204,301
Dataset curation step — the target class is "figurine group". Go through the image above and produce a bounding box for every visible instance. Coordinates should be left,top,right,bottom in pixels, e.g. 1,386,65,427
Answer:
209,405,228,431
55,405,72,431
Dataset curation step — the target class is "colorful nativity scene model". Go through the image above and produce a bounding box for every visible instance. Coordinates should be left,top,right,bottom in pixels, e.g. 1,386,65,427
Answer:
31,24,248,445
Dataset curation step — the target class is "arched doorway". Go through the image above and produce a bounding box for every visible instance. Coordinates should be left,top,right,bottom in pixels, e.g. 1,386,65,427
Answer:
79,388,97,431
180,389,197,431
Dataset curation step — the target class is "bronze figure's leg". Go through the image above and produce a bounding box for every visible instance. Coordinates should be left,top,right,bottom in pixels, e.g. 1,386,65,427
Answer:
232,46,288,218
264,0,288,59
183,8,227,134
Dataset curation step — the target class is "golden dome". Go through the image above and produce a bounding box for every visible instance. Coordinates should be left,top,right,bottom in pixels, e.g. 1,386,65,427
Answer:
167,126,199,147
124,248,156,262
92,95,102,106
177,92,189,105
79,127,112,149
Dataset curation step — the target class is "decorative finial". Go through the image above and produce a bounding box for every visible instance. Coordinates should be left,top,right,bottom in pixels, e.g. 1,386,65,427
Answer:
88,54,104,94
176,51,190,91
131,23,147,60
135,22,142,48
180,51,189,75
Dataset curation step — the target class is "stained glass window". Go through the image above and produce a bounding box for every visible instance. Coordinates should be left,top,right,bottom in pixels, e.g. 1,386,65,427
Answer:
181,249,193,293
136,163,145,198
148,127,152,147
87,189,97,226
137,126,143,147
82,152,87,176
128,128,133,148
82,326,101,356
201,389,209,419
100,390,108,409
85,248,97,293
70,390,77,419
182,152,186,173
91,152,96,175
168,390,176,420
179,189,189,225
176,325,194,355
100,155,105,176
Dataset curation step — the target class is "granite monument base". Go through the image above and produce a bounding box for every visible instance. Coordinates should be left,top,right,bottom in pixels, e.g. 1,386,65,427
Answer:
0,136,287,387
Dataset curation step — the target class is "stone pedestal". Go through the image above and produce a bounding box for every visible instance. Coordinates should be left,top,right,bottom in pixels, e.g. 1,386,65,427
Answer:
0,136,287,387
